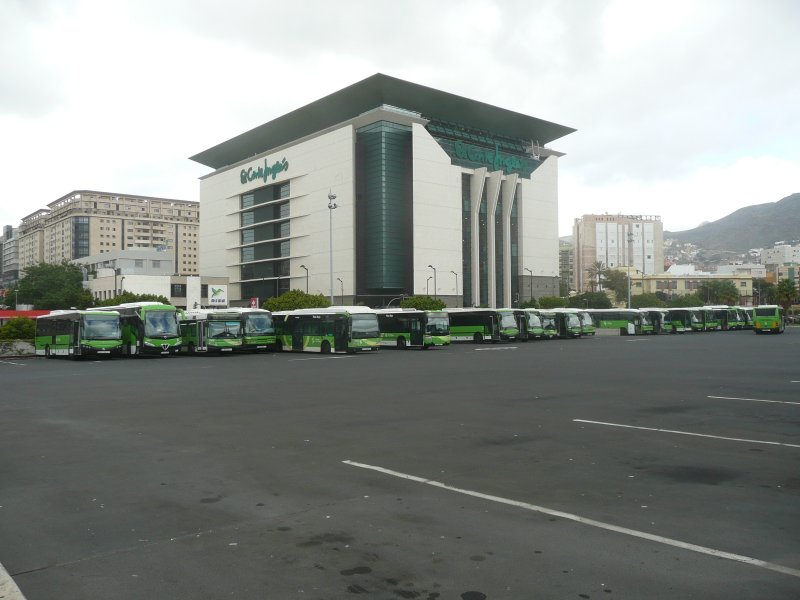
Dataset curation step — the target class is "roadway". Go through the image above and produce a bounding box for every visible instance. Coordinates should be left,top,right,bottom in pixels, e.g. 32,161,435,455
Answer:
1,330,798,599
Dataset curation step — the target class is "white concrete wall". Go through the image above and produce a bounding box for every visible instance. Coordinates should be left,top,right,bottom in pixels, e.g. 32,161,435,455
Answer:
519,156,559,281
198,125,355,301
411,124,463,298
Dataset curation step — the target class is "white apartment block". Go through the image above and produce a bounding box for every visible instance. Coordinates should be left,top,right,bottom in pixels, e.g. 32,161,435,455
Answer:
573,214,664,292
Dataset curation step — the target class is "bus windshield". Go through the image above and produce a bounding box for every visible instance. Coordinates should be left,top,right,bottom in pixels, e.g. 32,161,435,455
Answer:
83,314,121,339
499,313,517,328
351,314,380,339
640,314,651,326
426,316,449,335
755,307,777,317
527,313,542,328
144,311,179,337
690,312,702,324
542,317,556,330
208,320,241,338
567,314,581,328
244,313,274,334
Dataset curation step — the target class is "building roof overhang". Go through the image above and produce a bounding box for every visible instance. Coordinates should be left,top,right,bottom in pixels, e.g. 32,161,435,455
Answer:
190,73,576,170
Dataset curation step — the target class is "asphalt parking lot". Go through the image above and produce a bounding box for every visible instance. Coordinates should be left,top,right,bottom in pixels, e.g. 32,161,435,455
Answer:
1,331,799,599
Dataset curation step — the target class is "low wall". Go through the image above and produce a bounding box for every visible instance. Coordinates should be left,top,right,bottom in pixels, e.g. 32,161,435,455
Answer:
0,341,35,357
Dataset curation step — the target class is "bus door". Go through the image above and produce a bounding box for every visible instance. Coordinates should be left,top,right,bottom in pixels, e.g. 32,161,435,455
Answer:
490,314,500,341
410,317,423,346
292,318,305,351
334,316,349,352
72,321,81,356
515,312,529,341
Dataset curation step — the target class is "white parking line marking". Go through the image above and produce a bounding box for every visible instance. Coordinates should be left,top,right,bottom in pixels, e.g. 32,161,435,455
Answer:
342,460,800,579
573,419,800,448
624,339,649,342
708,395,800,406
474,347,517,351
0,561,27,599
0,360,26,366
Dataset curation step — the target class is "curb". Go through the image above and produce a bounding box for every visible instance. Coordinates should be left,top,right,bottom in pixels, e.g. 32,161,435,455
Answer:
0,562,26,600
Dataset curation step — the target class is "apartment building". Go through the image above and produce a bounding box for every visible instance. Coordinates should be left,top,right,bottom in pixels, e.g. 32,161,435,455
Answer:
17,191,199,276
573,214,664,292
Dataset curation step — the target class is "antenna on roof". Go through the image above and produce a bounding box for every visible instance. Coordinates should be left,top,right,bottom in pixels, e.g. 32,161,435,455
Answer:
529,140,541,160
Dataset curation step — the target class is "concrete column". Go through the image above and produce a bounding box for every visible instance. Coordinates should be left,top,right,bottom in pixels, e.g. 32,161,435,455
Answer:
485,171,503,308
501,174,518,308
470,168,487,306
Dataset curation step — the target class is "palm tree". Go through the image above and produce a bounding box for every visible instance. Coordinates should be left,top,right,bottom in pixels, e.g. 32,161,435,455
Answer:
586,261,607,293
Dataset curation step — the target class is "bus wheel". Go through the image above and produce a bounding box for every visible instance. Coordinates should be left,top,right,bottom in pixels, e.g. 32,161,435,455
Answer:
321,341,331,354
276,341,283,352
473,333,483,344
397,337,406,349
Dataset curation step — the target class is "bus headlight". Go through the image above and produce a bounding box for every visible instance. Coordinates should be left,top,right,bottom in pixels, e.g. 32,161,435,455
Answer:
144,341,155,347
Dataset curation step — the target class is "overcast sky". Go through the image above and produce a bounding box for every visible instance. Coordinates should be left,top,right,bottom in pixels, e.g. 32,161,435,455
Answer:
2,0,798,236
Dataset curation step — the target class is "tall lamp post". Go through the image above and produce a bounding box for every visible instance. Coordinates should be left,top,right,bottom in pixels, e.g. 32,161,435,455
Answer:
627,230,634,309
327,190,338,304
299,264,309,294
451,271,459,307
14,289,19,310
427,264,437,299
337,277,344,305
524,267,533,303
426,276,432,296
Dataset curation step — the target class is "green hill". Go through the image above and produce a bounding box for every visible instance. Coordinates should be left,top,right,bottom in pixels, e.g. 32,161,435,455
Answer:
665,193,800,252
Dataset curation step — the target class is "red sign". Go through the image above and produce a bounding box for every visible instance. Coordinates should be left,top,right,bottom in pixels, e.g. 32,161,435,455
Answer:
250,297,258,308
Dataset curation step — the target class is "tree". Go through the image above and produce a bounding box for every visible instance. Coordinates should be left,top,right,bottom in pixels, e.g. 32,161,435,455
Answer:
96,292,170,306
263,289,331,312
16,262,94,310
586,261,607,293
631,293,667,309
776,278,798,311
538,296,567,309
698,280,739,305
0,317,35,341
602,270,629,302
668,293,704,307
518,298,538,309
567,292,611,309
753,278,776,305
399,295,446,311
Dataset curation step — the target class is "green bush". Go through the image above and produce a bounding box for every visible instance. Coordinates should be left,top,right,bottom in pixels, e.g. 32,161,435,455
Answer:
0,317,36,341
399,296,446,311
263,289,331,312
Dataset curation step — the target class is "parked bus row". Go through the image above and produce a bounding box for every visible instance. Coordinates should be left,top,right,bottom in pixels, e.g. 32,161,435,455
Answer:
33,302,787,359
587,305,786,335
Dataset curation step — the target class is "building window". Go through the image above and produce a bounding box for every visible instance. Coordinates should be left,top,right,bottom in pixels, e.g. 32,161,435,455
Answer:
135,260,144,267
171,283,186,297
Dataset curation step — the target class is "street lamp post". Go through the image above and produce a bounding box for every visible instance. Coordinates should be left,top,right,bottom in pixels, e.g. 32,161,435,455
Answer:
627,231,634,309
14,289,19,310
450,271,459,307
426,276,432,296
427,265,437,299
328,191,338,304
524,267,533,303
299,264,309,294
337,277,344,305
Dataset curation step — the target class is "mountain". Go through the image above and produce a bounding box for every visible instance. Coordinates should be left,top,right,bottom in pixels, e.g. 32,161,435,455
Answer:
665,193,800,252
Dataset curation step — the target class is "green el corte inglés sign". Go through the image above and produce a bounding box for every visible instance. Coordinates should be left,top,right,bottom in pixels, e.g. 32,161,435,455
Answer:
240,157,289,185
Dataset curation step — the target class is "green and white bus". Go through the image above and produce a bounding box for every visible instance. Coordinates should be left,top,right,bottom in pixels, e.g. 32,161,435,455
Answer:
274,307,381,353
520,309,546,339
220,307,276,351
550,309,584,338
753,305,785,334
701,307,722,331
35,310,123,359
588,309,647,335
375,309,450,349
180,309,244,354
445,308,518,343
88,302,181,356
639,308,670,334
735,306,753,329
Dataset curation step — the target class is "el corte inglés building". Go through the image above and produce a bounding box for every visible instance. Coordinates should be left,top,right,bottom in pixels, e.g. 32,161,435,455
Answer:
191,74,575,307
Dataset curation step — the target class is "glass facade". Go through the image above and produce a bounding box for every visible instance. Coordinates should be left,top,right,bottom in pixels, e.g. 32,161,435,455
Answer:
355,121,413,300
239,180,291,301
72,216,89,259
461,174,472,307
